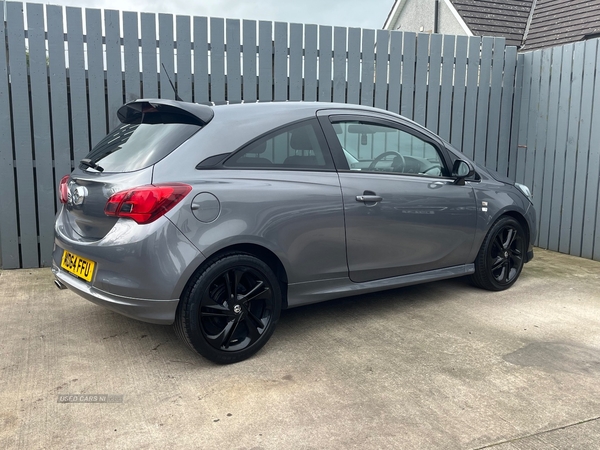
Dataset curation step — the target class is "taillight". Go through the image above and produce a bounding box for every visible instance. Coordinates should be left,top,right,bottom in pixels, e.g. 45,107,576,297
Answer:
59,175,70,204
104,183,192,225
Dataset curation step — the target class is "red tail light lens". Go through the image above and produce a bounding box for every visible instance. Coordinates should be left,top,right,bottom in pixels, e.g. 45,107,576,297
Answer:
104,183,192,224
59,175,70,204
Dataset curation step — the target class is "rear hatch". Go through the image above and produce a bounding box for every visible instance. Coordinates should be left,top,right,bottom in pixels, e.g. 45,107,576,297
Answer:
62,99,213,240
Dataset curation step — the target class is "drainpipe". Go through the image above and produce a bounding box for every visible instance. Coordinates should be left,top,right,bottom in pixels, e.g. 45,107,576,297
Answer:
434,0,440,33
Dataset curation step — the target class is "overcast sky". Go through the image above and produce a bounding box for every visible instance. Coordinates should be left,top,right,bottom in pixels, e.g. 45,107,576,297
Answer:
38,0,395,29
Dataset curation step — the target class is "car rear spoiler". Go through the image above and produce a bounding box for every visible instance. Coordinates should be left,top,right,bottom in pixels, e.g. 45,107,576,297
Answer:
117,99,215,127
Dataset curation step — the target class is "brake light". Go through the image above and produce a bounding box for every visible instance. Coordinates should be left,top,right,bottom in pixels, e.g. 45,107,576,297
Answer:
59,175,70,204
104,183,192,224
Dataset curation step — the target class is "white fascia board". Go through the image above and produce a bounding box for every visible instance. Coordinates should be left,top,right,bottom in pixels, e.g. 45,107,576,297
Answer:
441,0,473,36
383,0,409,30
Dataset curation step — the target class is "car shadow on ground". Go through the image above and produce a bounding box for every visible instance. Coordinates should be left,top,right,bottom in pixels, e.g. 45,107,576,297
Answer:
83,276,473,365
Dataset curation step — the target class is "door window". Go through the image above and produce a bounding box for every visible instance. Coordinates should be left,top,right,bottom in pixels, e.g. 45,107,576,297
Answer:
331,120,448,177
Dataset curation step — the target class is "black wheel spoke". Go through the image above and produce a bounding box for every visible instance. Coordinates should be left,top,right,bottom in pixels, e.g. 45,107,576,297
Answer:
244,316,262,343
241,285,271,304
202,287,224,307
504,260,512,283
246,309,265,329
491,256,504,271
224,270,242,302
222,318,242,349
201,304,233,318
503,228,516,249
204,318,235,348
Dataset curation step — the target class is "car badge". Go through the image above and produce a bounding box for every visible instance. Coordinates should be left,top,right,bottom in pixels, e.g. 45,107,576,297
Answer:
71,186,88,206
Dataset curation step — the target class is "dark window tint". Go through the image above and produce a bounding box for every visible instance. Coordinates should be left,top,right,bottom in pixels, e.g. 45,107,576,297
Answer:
225,120,334,170
82,122,200,173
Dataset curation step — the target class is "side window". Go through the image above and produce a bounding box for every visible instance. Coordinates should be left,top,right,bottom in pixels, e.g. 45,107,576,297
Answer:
332,120,448,177
225,120,333,170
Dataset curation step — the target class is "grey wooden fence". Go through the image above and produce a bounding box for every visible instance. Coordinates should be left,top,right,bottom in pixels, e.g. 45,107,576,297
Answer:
1,1,517,269
514,40,600,261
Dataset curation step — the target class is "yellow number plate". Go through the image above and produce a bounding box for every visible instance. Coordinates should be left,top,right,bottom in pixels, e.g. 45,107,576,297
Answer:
61,250,95,282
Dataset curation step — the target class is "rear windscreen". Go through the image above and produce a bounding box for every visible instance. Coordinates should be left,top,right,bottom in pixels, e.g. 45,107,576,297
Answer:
81,122,201,173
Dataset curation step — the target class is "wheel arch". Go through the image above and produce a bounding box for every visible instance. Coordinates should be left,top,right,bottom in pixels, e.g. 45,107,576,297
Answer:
181,243,290,309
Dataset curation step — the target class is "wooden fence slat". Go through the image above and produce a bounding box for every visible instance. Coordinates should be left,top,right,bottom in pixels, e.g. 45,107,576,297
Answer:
273,22,288,101
333,27,347,103
387,31,402,114
47,5,72,213
360,29,375,107
438,35,455,141
515,51,533,184
450,35,468,149
67,7,91,162
258,21,273,101
473,37,493,166
497,46,517,176
123,11,141,102
86,9,107,146
346,28,361,105
583,43,600,259
538,47,562,248
26,3,54,267
400,32,416,119
485,38,505,170
242,20,258,102
374,29,390,109
159,13,175,100
176,15,193,102
531,48,552,247
141,13,158,99
508,54,524,181
570,40,597,256
0,4,19,268
193,16,209,103
105,10,123,129
7,3,38,268
548,44,573,251
559,42,585,254
319,26,333,102
462,36,482,160
226,19,242,103
524,51,542,196
413,33,429,126
426,33,442,133
210,17,226,103
303,24,318,101
289,23,303,101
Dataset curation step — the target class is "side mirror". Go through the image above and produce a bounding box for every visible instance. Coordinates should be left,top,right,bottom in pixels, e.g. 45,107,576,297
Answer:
452,159,475,186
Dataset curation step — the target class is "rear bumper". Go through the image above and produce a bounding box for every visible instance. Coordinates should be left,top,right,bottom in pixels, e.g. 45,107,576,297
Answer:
53,264,178,324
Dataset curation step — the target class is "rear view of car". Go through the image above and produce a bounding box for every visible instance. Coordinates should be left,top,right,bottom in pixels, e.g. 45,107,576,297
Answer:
53,100,212,323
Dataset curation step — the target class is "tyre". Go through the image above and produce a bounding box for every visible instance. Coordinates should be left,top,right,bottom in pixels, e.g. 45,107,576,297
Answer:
470,216,527,291
175,253,282,364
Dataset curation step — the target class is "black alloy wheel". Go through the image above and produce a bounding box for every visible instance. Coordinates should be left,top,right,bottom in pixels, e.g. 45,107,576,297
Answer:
175,253,282,364
471,216,527,291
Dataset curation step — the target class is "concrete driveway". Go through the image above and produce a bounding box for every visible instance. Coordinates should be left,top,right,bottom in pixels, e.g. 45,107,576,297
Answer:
1,248,599,449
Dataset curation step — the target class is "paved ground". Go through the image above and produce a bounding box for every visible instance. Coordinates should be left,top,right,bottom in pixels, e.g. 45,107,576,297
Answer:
1,248,600,449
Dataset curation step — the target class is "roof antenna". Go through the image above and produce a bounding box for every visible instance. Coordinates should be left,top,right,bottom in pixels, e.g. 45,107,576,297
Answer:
161,63,183,101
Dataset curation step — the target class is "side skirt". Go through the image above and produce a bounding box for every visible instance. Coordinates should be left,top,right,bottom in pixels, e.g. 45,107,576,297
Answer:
286,264,475,308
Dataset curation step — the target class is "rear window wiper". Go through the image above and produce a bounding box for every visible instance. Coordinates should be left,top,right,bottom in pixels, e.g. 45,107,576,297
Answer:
80,158,104,172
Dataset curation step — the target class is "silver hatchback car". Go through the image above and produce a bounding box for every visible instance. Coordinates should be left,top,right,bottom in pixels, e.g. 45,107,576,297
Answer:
53,100,536,364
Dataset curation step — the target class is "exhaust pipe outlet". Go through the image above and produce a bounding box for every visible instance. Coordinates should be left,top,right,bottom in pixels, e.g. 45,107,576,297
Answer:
54,279,67,290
